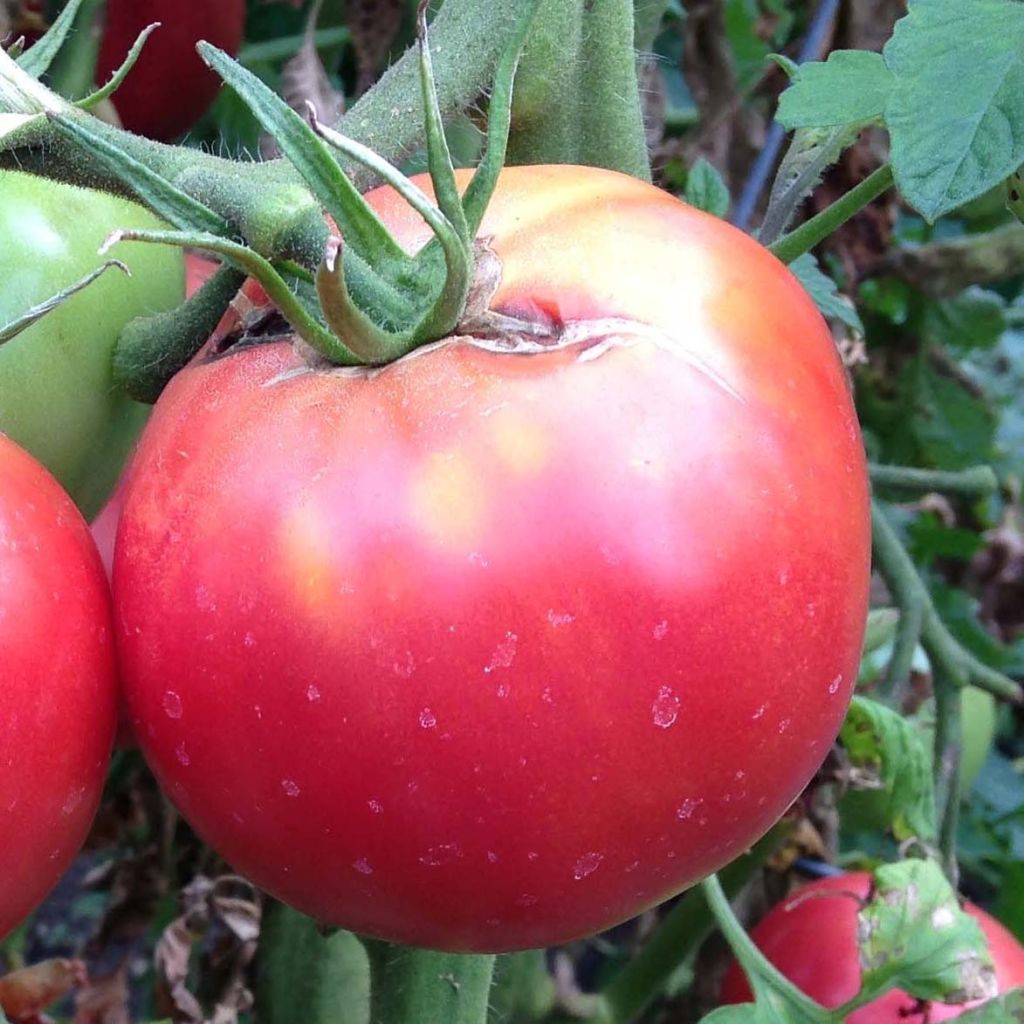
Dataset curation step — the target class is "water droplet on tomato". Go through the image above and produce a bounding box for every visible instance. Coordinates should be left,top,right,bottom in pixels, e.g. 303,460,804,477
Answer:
281,779,300,797
573,852,604,880
676,797,702,820
163,691,183,719
651,686,680,728
353,858,373,875
419,708,437,729
175,743,190,766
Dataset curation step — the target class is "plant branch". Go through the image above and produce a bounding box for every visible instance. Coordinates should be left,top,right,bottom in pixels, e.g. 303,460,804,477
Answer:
770,164,895,264
870,502,1021,704
869,463,999,499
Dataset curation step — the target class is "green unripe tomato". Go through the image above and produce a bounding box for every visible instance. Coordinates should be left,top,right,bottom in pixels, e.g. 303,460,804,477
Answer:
0,172,184,518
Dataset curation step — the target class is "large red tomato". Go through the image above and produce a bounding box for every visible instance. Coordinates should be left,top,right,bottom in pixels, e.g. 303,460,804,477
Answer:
0,434,117,938
720,872,1024,1021
114,166,870,952
97,0,246,140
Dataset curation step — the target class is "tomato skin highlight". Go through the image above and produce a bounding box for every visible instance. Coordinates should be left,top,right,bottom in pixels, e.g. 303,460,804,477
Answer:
115,166,870,952
720,872,1024,1021
98,0,246,140
0,435,117,939
0,171,184,519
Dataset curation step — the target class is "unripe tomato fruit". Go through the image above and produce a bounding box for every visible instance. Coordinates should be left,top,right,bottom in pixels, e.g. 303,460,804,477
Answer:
0,434,117,938
97,0,246,141
0,171,184,518
115,166,871,952
720,872,1024,1021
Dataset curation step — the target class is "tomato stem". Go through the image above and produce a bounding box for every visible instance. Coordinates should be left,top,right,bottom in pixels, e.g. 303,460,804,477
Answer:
506,0,651,181
871,501,1021,885
595,823,792,1024
701,873,827,1019
363,941,496,1024
769,163,895,264
869,463,999,499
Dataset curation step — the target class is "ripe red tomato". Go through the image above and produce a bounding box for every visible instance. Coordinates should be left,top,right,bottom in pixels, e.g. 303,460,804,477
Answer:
0,434,117,938
97,0,246,140
720,872,1024,1021
114,165,870,952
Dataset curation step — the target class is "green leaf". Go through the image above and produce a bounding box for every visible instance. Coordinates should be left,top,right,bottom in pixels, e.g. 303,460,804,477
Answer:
776,50,893,129
908,357,997,470
923,289,1007,352
953,988,1024,1024
884,0,1024,221
790,253,864,334
760,125,859,244
863,608,900,655
859,860,997,1005
1007,165,1024,224
685,158,731,218
839,696,936,842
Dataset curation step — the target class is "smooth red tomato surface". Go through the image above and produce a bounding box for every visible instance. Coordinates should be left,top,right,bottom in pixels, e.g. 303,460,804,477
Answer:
115,166,870,951
0,434,117,938
98,0,245,140
721,872,1024,1021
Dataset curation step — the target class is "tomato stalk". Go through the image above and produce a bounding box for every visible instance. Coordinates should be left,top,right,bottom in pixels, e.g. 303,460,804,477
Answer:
583,823,792,1024
701,873,828,1020
507,0,650,180
363,942,496,1024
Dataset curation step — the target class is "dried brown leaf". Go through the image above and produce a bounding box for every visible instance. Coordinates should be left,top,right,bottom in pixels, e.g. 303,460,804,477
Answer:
154,876,261,1024
0,959,87,1021
280,0,344,123
73,966,130,1024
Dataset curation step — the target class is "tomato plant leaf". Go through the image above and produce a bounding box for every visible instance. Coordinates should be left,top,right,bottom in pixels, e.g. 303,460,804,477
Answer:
760,125,859,244
859,860,997,1005
839,696,936,842
790,253,863,334
883,0,1024,221
951,988,1024,1024
1007,165,1024,224
776,50,893,130
685,158,730,218
923,288,1007,352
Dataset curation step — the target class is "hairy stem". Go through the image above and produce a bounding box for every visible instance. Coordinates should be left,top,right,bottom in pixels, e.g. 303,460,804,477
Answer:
508,0,650,180
770,164,894,264
363,942,495,1024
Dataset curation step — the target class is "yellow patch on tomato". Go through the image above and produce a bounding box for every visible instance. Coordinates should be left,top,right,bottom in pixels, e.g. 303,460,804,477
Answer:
411,450,483,549
491,408,548,476
279,501,336,612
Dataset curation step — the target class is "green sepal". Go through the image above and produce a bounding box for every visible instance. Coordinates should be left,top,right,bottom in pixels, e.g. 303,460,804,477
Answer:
114,265,246,403
107,228,361,366
47,113,231,236
0,260,127,344
76,22,160,110
15,0,87,78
